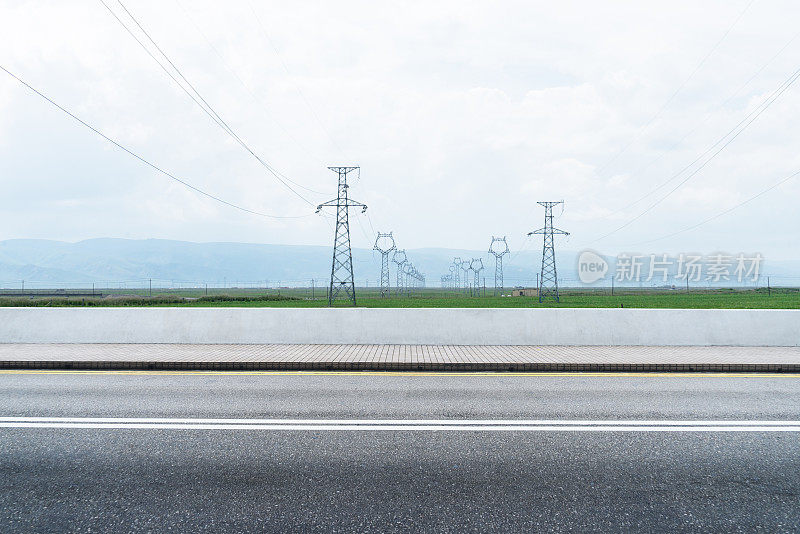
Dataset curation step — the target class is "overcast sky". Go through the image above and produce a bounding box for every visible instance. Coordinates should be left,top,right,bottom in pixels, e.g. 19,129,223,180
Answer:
1,0,799,259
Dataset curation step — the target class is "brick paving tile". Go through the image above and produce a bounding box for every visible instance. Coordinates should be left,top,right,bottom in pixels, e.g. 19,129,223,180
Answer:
1,344,800,372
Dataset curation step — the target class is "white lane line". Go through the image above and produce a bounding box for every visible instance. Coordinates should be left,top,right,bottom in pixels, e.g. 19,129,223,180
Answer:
0,418,799,431
3,417,800,425
1,423,799,431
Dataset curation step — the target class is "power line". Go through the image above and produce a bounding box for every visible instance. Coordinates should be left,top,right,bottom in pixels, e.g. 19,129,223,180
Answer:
248,1,348,160
112,0,321,198
354,211,374,244
586,63,800,245
602,26,800,219
605,71,797,218
0,64,311,220
100,1,235,145
508,234,532,263
595,0,755,176
630,168,800,246
102,0,321,204
365,208,377,236
353,169,378,240
173,0,331,176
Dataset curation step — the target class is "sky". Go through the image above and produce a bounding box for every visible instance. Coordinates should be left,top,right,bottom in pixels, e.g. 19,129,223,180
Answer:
1,0,799,260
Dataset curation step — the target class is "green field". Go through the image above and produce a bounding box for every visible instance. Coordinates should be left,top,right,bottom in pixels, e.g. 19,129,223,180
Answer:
1,287,798,309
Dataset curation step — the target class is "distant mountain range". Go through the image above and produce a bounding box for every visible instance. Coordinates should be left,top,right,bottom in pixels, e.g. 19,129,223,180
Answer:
0,238,549,288
0,238,798,288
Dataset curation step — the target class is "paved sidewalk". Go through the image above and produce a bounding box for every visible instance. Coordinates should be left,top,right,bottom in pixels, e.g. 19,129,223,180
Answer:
1,344,799,372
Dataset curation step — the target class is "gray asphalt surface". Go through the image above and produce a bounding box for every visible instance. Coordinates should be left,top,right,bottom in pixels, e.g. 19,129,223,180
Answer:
1,372,800,532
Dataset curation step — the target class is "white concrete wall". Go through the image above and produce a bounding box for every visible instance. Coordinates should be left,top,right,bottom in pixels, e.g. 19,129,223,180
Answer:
0,307,798,346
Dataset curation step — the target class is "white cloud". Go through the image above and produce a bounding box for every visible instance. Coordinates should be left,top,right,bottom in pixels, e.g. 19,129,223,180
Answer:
0,0,799,261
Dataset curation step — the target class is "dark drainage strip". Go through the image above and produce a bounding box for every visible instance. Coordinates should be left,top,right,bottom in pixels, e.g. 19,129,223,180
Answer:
1,361,799,373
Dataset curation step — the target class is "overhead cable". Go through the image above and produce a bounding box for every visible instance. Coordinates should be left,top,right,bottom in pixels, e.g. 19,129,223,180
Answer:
0,65,311,220
595,0,755,176
586,64,800,245
101,0,323,203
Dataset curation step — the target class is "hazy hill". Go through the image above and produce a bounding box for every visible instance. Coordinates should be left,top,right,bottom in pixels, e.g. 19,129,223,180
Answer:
0,238,550,287
0,238,796,288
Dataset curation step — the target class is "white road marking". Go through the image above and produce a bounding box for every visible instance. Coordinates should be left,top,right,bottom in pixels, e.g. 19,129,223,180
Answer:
0,417,799,431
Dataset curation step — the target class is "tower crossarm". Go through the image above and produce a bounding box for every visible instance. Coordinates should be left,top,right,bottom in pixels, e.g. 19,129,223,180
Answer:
528,228,569,236
316,199,368,213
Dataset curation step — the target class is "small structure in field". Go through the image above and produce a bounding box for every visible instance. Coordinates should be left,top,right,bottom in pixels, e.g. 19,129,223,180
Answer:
511,288,539,297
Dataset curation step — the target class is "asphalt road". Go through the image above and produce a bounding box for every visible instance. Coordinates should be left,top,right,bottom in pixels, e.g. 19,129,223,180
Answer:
1,371,800,532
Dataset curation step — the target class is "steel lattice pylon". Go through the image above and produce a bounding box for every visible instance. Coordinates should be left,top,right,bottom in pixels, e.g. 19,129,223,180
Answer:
392,249,407,296
460,261,471,293
488,236,510,295
528,201,569,302
316,167,367,306
403,263,414,296
469,258,484,297
452,257,461,290
373,232,396,298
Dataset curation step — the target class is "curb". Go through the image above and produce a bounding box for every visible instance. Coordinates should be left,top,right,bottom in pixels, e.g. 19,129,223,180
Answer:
2,361,799,373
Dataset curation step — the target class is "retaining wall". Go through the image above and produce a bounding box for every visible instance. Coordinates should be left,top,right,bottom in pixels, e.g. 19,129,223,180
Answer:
0,307,797,346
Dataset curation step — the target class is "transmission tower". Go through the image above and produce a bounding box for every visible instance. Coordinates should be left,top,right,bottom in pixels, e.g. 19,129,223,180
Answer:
460,261,471,293
452,257,462,291
392,249,407,296
373,232,396,298
528,201,569,302
316,166,367,306
469,258,484,297
408,265,424,292
488,236,510,296
403,263,414,296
